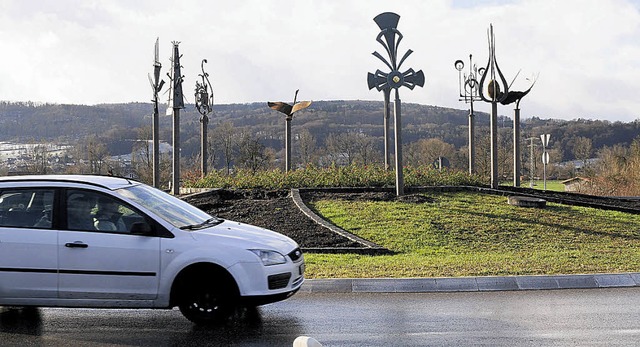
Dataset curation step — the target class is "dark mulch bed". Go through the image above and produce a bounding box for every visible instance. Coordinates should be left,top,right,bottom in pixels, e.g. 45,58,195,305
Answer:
184,189,364,248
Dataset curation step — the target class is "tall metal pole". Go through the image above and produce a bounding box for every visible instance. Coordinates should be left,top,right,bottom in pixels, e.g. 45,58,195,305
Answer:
490,101,499,187
393,90,404,196
469,102,475,174
513,106,521,187
201,115,209,177
169,42,184,195
527,137,536,188
383,88,391,171
150,38,164,188
285,117,292,171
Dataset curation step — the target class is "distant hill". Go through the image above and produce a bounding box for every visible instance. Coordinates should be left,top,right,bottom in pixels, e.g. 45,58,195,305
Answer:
1,100,638,161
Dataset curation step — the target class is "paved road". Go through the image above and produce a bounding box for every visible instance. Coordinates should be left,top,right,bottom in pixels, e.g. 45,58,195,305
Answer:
1,288,640,346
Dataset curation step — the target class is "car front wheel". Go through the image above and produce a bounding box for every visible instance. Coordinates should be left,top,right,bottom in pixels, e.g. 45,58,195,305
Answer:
178,282,237,325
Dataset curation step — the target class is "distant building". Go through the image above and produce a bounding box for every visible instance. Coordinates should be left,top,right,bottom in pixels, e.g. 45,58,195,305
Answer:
561,177,592,192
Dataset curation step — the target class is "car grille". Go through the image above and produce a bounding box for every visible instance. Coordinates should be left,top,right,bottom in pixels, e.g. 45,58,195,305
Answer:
268,273,292,290
288,248,303,262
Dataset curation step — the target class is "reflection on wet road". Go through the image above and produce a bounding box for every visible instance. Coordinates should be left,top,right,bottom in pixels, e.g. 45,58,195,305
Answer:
1,288,640,346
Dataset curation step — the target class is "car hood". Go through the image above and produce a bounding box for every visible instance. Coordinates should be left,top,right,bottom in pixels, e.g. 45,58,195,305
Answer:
192,219,298,252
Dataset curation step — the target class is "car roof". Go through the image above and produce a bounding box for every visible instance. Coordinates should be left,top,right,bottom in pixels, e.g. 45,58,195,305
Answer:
0,175,141,191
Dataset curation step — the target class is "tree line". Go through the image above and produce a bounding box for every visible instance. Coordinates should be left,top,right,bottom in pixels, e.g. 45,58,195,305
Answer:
1,100,639,191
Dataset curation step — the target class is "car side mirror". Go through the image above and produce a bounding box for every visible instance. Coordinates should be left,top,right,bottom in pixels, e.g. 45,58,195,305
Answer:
130,222,153,235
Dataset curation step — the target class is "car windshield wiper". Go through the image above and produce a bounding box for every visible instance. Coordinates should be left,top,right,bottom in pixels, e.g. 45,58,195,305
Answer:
179,217,223,230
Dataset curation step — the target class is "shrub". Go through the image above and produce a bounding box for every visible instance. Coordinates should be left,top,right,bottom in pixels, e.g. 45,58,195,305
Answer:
185,164,486,189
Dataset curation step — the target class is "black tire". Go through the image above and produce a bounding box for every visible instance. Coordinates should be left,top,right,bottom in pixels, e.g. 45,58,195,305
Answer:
178,281,237,325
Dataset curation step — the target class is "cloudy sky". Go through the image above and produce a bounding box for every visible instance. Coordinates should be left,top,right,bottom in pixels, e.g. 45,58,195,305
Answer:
1,0,639,122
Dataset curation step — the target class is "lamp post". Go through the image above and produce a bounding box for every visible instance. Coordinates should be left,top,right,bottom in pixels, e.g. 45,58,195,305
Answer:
167,41,184,195
195,59,214,178
454,55,484,175
367,12,425,196
149,38,165,188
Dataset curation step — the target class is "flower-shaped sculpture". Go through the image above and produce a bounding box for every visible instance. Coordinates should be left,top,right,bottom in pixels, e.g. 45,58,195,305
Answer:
367,12,424,196
195,59,214,178
268,89,312,172
477,24,538,188
476,25,509,189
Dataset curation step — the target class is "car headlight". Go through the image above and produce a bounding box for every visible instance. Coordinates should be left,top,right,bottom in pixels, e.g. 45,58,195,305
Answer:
249,249,287,266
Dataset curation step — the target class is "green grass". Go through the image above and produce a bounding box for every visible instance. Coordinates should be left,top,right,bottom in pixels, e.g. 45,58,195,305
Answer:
519,179,565,192
303,192,640,278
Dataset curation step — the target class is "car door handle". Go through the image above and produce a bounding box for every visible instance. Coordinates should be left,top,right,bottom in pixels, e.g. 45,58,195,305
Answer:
65,242,88,248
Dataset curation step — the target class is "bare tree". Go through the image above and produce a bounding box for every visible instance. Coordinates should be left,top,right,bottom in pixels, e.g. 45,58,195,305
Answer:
212,121,237,174
572,136,593,174
296,128,317,167
405,138,456,167
26,144,49,174
237,133,272,173
67,135,110,174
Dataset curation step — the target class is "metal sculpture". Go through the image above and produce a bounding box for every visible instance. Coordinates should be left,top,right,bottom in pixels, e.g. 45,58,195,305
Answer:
505,71,537,187
476,25,538,188
477,24,509,189
167,41,185,195
454,55,485,175
148,38,165,188
268,90,312,172
367,12,424,196
195,59,214,178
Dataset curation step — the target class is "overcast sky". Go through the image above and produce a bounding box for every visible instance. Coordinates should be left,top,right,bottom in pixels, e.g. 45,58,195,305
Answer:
1,0,640,122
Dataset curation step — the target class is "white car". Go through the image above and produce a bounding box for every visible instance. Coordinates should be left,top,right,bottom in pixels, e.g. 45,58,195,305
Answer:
0,175,304,324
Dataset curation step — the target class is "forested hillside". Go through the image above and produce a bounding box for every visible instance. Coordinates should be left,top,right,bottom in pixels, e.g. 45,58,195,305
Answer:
1,100,639,165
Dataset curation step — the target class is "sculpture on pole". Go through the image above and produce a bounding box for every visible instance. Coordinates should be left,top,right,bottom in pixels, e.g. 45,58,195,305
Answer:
195,59,214,178
167,41,185,195
148,38,165,188
498,71,537,187
454,55,484,175
367,12,425,196
477,24,509,189
268,90,312,172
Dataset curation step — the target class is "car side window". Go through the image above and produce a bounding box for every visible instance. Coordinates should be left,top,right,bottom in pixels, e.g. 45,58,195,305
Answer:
0,189,55,229
66,190,147,234
66,190,98,231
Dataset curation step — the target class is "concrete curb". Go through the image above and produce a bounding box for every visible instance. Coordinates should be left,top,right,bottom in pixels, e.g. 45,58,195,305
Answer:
299,273,640,293
291,189,390,253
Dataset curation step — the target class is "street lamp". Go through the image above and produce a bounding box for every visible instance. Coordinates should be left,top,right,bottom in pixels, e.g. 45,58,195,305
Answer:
454,55,484,175
367,12,425,196
195,59,214,178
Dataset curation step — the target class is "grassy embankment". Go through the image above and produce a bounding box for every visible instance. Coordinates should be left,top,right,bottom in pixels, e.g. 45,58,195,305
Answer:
305,192,640,278
188,167,640,278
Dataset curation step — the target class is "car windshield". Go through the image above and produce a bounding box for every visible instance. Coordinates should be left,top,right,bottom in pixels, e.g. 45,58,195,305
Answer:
114,184,221,229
